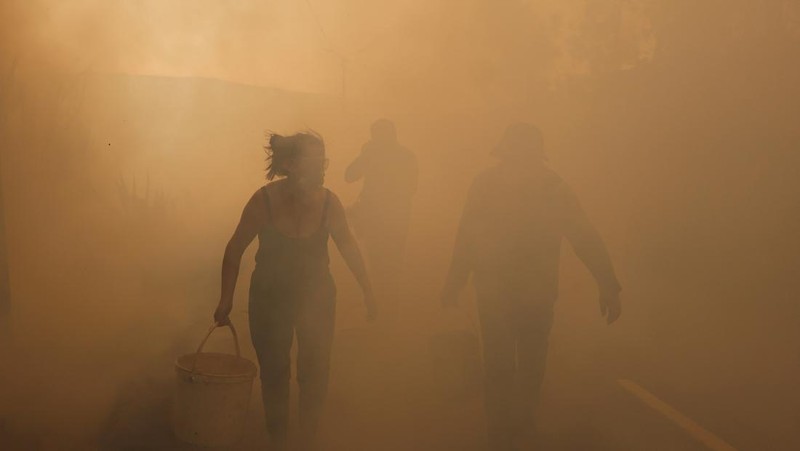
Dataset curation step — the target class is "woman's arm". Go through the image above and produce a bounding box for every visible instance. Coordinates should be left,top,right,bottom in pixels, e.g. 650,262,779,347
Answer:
328,192,377,320
214,189,264,325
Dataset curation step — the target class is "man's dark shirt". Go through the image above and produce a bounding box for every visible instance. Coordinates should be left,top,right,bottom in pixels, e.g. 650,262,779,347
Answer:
444,163,621,303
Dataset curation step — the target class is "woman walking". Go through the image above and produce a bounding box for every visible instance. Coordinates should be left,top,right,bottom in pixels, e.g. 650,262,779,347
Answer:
213,131,376,450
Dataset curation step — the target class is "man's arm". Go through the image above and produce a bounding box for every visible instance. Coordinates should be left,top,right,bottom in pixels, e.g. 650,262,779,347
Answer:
345,144,371,183
559,184,622,323
441,181,479,305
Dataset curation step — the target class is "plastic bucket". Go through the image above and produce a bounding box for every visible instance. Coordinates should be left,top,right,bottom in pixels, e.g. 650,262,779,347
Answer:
173,323,257,447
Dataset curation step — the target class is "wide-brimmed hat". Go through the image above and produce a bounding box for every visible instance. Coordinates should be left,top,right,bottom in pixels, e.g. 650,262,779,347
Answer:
492,122,545,159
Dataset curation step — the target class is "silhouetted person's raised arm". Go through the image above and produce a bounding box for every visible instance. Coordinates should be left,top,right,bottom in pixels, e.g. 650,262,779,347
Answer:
344,145,370,183
344,119,418,317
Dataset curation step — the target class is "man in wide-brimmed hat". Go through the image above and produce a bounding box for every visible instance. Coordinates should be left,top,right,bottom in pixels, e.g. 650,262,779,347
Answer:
441,122,622,450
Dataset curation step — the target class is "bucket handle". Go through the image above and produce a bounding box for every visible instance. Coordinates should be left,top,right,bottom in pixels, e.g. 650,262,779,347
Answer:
190,322,242,373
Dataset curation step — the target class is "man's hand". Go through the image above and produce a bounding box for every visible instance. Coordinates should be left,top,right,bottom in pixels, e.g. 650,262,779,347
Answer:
599,288,621,324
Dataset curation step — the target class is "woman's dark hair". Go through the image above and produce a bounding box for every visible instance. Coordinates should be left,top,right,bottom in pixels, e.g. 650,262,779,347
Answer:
264,131,325,180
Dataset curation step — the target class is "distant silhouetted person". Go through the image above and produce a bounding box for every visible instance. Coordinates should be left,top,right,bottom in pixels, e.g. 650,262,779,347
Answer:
214,132,376,450
441,123,622,450
345,119,418,307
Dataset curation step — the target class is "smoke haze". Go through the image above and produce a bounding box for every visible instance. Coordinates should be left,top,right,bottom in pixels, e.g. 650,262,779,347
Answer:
1,1,799,449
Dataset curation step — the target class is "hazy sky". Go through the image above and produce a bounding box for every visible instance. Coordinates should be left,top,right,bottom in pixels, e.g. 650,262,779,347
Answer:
3,0,654,95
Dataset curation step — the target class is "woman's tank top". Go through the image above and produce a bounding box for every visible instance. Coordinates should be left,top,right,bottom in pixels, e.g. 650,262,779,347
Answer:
251,186,334,297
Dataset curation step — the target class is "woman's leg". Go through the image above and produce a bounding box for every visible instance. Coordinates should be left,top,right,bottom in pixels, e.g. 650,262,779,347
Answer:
295,294,336,447
249,298,295,447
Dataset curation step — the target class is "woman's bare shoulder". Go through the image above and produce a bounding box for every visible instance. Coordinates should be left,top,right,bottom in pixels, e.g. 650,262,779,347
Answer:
248,184,267,204
255,180,286,203
241,184,273,221
324,188,344,205
264,179,286,193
